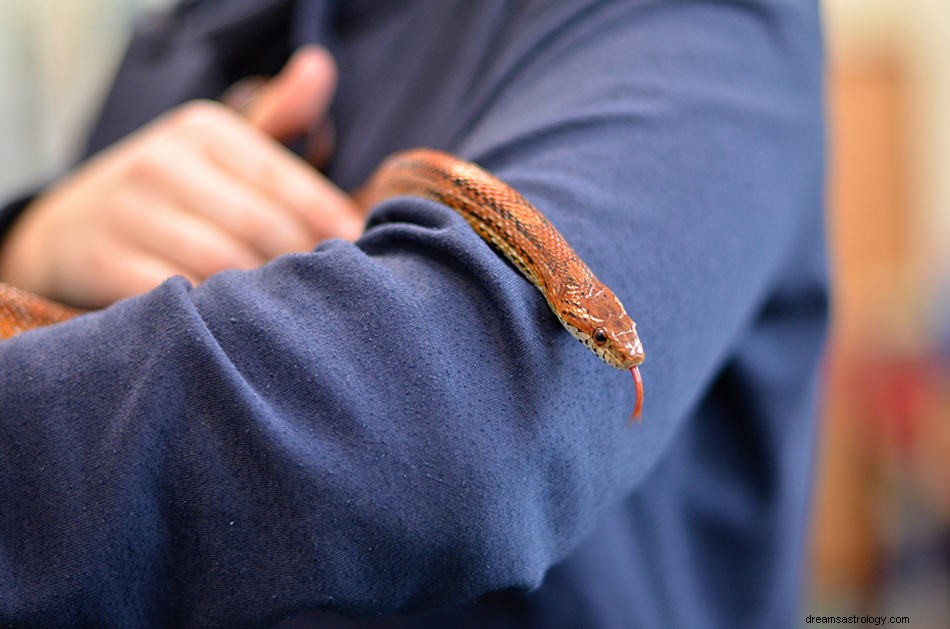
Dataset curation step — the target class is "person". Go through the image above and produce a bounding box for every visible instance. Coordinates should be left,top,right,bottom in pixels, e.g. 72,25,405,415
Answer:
0,1,828,626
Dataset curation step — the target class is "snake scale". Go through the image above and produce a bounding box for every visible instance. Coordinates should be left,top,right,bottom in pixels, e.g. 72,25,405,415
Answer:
0,148,645,419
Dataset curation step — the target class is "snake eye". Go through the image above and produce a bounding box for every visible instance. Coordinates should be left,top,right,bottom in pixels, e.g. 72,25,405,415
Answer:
593,328,608,345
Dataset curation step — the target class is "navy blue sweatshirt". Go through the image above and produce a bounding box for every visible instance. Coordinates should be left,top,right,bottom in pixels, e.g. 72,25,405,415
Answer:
0,1,827,626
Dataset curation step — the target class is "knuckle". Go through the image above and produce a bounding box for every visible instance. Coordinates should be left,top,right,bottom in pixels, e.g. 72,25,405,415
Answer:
230,204,272,240
125,145,170,183
170,100,227,133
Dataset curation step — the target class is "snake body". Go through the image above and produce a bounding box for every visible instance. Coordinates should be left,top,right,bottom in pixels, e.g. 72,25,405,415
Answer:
0,282,81,340
0,148,645,418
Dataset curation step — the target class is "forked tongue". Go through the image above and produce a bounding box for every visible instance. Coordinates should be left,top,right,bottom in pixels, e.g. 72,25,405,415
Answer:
629,366,643,422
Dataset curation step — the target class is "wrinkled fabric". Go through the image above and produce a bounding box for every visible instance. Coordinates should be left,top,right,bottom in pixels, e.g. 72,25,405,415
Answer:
0,1,827,626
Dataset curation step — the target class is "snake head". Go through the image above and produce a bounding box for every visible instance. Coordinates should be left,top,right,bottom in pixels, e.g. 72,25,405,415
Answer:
557,284,645,370
590,319,645,370
559,284,646,420
587,313,645,371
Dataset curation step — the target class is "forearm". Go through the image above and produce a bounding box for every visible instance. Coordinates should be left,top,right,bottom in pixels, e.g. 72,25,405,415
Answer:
0,205,598,624
0,0,824,624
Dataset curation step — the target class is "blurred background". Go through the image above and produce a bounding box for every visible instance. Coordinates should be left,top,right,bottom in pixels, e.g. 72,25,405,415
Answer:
813,1,949,626
0,0,174,198
0,1,946,625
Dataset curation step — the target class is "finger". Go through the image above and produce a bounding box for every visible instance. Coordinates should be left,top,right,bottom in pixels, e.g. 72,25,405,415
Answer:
110,186,267,279
107,249,201,296
136,142,319,258
196,111,363,241
221,60,335,169
64,243,199,309
245,45,337,142
221,76,268,114
114,249,202,299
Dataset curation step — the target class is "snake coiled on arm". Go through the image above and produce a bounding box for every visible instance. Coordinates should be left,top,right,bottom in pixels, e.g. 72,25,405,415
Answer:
0,149,646,418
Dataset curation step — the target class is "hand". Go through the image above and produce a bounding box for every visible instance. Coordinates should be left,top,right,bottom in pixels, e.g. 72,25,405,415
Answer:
0,46,362,308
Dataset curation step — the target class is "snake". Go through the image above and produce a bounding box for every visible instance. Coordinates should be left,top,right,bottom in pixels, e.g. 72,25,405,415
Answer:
0,148,646,419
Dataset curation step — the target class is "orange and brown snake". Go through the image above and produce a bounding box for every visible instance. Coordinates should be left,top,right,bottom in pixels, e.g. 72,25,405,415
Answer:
0,149,646,418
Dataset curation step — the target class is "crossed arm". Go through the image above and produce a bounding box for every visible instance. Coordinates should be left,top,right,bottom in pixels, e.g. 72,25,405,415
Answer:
0,1,824,625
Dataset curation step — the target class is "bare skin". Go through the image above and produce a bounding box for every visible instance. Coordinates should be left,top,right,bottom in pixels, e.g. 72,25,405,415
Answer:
0,46,362,309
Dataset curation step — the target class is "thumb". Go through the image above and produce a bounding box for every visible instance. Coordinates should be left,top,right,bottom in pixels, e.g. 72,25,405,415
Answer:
241,45,337,142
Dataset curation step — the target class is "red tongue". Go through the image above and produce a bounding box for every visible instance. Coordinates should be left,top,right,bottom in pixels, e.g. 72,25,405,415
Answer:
630,366,643,422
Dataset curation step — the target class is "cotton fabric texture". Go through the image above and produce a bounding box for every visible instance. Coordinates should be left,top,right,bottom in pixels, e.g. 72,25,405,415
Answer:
0,1,827,626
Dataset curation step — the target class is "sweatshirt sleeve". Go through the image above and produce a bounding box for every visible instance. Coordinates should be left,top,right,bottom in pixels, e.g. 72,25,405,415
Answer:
0,1,824,625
